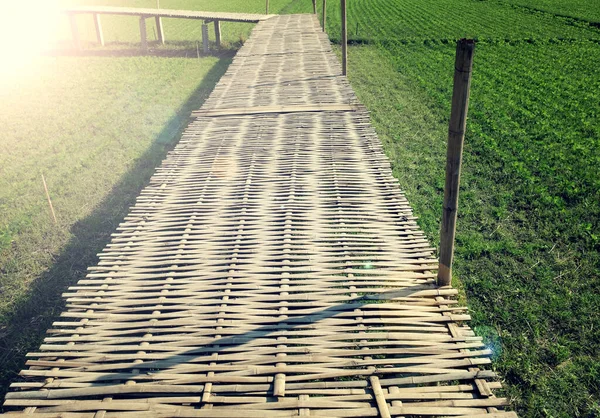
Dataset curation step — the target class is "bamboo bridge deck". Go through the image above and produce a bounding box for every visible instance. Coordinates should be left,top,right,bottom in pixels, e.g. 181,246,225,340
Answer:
64,6,273,23
2,14,516,418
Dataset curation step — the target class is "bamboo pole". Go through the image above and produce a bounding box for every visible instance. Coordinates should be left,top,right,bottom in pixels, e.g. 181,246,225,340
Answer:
202,23,209,54
340,0,347,75
322,0,326,31
41,174,57,225
214,20,221,48
155,16,165,44
437,38,475,287
93,13,104,46
68,13,81,51
139,16,148,52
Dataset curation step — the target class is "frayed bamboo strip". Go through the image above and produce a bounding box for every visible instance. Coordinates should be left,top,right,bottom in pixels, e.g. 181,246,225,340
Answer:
41,174,57,224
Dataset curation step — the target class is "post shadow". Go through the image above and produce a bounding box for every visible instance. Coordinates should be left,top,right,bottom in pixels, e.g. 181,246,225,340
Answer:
0,56,231,404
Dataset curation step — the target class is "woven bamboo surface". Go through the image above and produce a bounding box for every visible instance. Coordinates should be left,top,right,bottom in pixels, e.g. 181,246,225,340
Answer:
64,6,274,23
2,14,515,418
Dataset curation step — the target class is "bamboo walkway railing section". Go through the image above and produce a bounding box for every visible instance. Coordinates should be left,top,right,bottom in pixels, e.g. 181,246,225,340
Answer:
2,14,515,418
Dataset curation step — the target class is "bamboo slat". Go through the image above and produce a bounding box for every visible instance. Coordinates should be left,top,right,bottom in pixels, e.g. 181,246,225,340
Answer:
1,14,513,418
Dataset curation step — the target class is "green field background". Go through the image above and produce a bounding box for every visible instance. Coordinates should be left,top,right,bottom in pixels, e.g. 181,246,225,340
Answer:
1,0,599,416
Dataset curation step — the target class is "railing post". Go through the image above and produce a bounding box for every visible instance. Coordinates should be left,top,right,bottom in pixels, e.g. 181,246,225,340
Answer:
322,0,326,31
155,16,165,44
437,38,475,287
68,13,81,51
214,20,221,48
340,0,347,75
202,23,209,54
139,16,148,53
93,13,104,46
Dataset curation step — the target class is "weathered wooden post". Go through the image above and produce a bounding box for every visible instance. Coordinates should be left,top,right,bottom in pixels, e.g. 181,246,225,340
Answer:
93,13,104,46
437,38,475,287
340,0,347,75
312,0,317,14
155,16,165,44
214,21,221,48
266,0,269,14
68,13,81,50
322,0,326,31
139,16,148,52
202,23,209,54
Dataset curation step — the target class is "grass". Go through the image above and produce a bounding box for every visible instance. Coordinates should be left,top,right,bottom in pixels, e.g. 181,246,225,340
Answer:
1,0,599,416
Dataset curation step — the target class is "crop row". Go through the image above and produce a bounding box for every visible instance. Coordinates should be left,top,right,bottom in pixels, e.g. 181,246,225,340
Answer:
287,0,600,43
499,0,600,24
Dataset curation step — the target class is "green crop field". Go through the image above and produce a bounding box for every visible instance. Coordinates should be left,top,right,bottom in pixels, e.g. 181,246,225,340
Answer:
1,0,599,416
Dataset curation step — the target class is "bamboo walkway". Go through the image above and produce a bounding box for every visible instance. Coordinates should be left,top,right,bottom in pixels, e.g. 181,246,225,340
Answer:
2,14,515,418
64,6,273,23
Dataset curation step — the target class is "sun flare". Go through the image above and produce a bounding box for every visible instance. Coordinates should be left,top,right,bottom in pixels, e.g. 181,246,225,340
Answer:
0,0,62,90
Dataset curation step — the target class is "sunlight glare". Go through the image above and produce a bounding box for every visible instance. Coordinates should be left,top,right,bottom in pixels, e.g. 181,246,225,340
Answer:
0,0,61,90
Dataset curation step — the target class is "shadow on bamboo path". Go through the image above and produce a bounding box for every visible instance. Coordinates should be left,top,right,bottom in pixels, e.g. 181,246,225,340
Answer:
0,58,230,405
7,287,461,402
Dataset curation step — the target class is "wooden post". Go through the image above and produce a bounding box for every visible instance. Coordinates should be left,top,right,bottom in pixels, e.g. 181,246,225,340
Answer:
437,39,475,287
139,16,148,52
93,13,104,46
68,13,81,50
312,0,317,14
202,23,209,54
155,16,165,44
265,0,269,14
214,20,221,48
340,0,347,75
322,0,326,31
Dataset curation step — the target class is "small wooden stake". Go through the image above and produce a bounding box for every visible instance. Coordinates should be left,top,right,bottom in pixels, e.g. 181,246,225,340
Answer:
155,16,165,44
93,13,104,46
265,0,269,14
312,0,317,14
139,16,148,52
202,23,209,54
68,13,81,51
322,0,326,31
214,20,221,48
41,174,57,225
196,41,200,59
340,0,347,75
437,39,475,287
